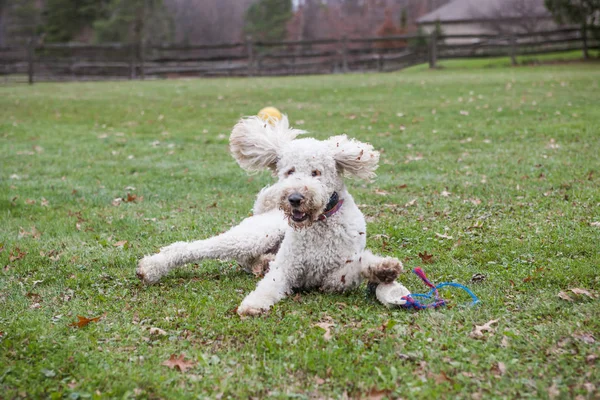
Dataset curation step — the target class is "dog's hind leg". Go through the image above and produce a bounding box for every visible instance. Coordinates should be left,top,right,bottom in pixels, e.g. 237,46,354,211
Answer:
136,209,287,284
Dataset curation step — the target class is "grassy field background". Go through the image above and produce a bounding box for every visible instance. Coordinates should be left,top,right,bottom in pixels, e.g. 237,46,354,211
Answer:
1,61,599,399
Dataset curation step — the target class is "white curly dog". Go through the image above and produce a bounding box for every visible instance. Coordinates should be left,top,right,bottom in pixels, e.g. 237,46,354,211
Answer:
136,116,410,316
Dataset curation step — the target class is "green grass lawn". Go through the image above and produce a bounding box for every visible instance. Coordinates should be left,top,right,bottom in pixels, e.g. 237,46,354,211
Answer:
1,62,599,399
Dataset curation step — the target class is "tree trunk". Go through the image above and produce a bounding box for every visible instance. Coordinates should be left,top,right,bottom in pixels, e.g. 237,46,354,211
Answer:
582,24,589,60
429,31,437,69
27,37,34,85
509,34,517,66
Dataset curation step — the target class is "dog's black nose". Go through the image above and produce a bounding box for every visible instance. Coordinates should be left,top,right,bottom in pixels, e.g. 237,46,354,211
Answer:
288,193,305,207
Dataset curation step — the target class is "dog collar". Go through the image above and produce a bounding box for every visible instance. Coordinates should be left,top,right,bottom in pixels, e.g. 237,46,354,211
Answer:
318,192,344,221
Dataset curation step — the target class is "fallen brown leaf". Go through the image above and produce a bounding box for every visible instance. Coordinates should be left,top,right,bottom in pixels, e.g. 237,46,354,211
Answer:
113,240,128,248
558,291,574,301
405,198,417,207
149,327,167,336
9,248,26,262
491,361,506,376
570,288,595,298
435,232,453,240
313,322,334,341
434,371,453,384
162,354,196,372
547,382,560,399
573,333,595,344
418,251,434,264
70,314,103,328
585,355,597,365
583,382,596,393
365,388,391,400
19,226,41,239
125,193,142,203
470,319,499,339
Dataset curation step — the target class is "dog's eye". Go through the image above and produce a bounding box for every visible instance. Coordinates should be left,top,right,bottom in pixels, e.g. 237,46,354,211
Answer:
286,168,295,176
311,170,321,177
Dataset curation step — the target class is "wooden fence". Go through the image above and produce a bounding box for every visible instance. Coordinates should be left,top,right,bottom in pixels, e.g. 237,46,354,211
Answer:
0,28,595,83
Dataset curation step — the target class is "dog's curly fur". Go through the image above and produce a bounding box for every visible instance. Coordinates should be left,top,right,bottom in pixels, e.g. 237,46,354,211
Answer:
136,116,410,316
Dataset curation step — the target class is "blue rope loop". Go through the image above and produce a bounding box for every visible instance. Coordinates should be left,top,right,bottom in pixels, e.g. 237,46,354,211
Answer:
401,268,480,310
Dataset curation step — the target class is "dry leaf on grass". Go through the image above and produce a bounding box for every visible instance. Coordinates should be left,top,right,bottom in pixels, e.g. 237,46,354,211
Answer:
162,354,196,372
313,322,334,341
418,251,434,264
405,198,417,207
435,233,453,240
19,226,41,239
573,333,596,344
113,240,128,248
70,314,104,328
558,291,574,302
570,288,595,298
149,327,167,336
9,248,26,262
547,382,560,399
491,362,507,376
470,319,499,339
433,371,453,384
583,382,596,393
365,388,392,400
125,193,143,203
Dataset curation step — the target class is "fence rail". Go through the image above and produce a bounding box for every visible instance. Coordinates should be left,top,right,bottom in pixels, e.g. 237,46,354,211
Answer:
0,28,596,83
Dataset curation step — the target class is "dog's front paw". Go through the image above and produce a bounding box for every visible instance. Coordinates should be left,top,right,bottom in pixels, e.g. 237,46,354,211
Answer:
237,304,267,317
370,257,403,284
136,254,166,285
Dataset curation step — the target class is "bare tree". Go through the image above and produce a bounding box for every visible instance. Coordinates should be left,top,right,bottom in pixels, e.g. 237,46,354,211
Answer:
164,0,254,44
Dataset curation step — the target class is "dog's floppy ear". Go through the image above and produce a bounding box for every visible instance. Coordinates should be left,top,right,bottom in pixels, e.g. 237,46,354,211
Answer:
328,135,379,180
230,115,304,172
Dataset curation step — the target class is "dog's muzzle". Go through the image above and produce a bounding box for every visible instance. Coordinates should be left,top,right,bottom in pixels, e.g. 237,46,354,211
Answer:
288,193,309,222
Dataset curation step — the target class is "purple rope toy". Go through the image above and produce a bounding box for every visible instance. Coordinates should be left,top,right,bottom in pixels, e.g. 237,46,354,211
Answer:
400,267,480,310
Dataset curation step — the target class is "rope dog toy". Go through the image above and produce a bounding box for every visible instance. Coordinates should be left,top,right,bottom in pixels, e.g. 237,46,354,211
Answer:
401,267,480,310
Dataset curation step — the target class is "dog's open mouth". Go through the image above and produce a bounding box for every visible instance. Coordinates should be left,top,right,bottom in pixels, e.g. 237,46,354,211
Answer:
291,210,309,222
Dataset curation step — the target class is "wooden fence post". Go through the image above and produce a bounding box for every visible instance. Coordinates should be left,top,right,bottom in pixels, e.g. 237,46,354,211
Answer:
341,36,348,73
27,38,35,84
129,43,136,79
246,35,255,77
139,40,146,80
582,24,589,60
509,34,517,66
428,31,437,69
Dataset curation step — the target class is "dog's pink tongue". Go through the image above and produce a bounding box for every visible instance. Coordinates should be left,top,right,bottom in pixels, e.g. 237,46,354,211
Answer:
293,210,306,219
